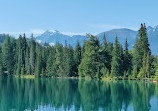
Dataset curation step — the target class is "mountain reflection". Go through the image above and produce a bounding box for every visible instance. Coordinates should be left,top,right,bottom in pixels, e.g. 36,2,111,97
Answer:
0,77,157,111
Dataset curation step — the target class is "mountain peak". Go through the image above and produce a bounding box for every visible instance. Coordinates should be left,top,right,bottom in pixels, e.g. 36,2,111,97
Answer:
49,30,59,33
147,26,158,32
153,26,158,32
45,30,60,33
41,30,61,36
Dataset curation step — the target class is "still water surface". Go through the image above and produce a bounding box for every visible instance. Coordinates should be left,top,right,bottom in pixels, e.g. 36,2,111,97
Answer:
0,77,158,111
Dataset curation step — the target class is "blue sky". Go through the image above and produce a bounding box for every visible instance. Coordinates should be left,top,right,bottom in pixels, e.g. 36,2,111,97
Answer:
0,0,158,36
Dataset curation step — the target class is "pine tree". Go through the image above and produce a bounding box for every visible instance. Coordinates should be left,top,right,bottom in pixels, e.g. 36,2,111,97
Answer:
16,35,23,75
111,37,123,77
2,35,14,75
11,38,17,75
138,52,150,79
30,35,36,75
146,53,150,79
0,48,3,74
63,42,70,77
25,45,31,75
133,23,151,77
68,45,75,76
155,60,158,80
35,43,42,77
81,40,86,58
138,53,147,78
123,38,132,76
46,47,56,77
55,43,64,77
100,34,113,77
79,35,100,79
22,34,27,72
41,47,49,76
74,40,82,76
46,52,53,76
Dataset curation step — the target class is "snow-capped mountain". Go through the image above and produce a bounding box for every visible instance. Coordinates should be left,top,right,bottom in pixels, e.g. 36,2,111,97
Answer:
36,30,88,47
35,26,158,55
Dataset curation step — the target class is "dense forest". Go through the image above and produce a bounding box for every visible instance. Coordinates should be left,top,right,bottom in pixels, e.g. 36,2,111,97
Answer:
0,24,158,80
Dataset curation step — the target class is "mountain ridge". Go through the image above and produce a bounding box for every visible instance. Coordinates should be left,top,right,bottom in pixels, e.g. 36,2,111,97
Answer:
35,26,158,55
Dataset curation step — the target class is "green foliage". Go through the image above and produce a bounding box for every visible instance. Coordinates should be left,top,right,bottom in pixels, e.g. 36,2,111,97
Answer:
74,41,82,76
123,38,132,77
30,36,36,75
0,34,6,46
111,37,124,77
35,43,42,77
54,43,64,77
2,35,15,75
0,23,156,79
155,58,158,80
46,47,56,77
79,35,101,79
133,24,151,77
0,48,3,74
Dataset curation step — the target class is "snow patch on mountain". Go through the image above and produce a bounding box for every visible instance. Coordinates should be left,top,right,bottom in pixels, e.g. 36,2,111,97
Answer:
35,26,158,55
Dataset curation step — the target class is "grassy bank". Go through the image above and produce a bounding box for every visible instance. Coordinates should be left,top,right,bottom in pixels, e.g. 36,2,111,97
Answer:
14,75,35,79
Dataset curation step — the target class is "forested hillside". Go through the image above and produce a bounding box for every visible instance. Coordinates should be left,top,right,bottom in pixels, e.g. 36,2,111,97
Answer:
0,24,158,80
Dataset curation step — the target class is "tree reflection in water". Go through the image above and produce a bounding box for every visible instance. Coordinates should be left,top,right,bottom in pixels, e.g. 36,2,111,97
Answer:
0,77,157,111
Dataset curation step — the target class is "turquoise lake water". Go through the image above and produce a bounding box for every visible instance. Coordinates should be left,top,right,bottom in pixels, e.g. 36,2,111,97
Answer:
0,77,158,111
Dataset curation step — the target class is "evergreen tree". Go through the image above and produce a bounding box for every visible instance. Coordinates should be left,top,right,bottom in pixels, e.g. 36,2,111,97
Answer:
133,24,151,77
21,34,27,72
35,43,42,77
25,45,31,75
146,53,150,79
16,35,23,75
111,37,123,77
123,38,132,76
41,47,49,76
11,38,17,75
0,48,3,74
46,47,56,77
138,52,150,79
63,42,70,77
2,35,14,75
46,51,54,76
155,59,158,80
15,34,27,75
137,53,147,78
81,40,86,58
100,34,113,77
29,35,36,75
54,43,64,77
74,40,82,76
79,35,100,79
67,45,75,76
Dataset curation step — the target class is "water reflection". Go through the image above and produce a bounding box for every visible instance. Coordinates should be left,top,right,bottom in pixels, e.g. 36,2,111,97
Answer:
0,77,157,111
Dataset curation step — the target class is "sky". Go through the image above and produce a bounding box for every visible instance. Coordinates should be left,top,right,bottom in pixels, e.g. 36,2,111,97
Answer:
0,0,158,36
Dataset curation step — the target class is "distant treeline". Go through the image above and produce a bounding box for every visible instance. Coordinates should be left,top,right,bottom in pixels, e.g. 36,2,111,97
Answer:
0,24,158,80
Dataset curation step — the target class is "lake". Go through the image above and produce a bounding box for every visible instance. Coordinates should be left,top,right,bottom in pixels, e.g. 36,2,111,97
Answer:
0,77,158,111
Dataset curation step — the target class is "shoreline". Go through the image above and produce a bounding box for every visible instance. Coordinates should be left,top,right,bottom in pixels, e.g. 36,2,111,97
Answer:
0,75,157,82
